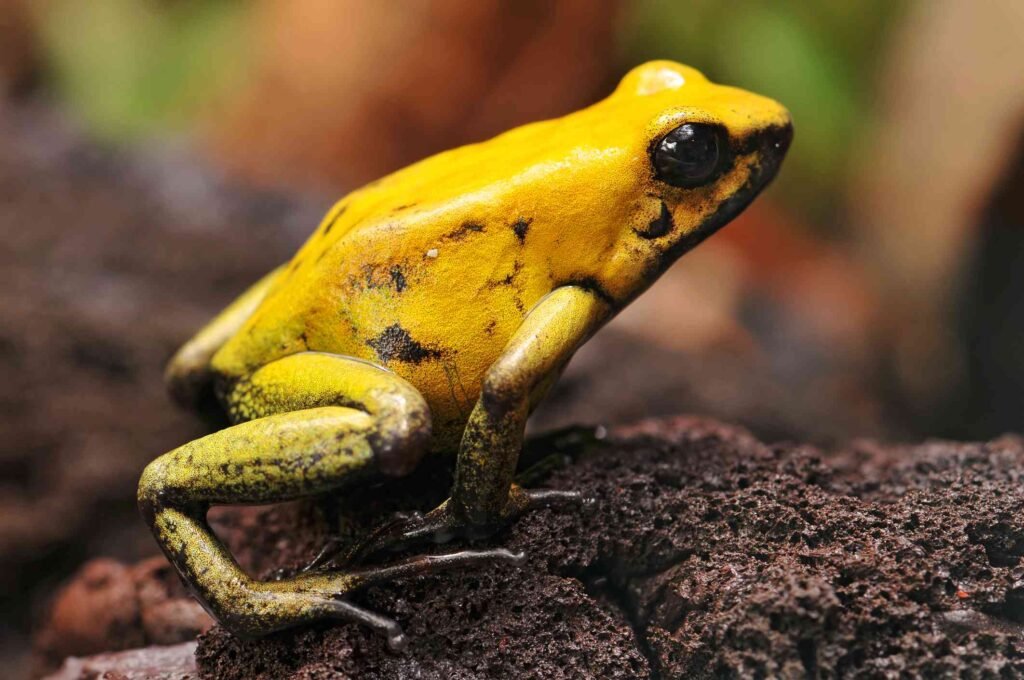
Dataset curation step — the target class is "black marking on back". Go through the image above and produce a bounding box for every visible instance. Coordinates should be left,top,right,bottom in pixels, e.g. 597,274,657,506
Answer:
484,260,523,289
445,221,486,241
367,324,442,364
390,266,407,292
512,217,532,243
358,263,409,293
321,204,347,237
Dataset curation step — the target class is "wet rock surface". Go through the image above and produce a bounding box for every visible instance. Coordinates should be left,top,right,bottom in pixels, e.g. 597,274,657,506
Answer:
39,417,1024,678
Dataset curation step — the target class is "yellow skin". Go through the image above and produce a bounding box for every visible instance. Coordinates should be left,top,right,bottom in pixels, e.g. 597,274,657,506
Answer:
140,61,791,650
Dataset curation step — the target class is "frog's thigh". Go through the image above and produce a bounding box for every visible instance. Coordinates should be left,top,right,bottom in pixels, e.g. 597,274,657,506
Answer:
165,264,284,408
138,352,431,635
227,352,431,477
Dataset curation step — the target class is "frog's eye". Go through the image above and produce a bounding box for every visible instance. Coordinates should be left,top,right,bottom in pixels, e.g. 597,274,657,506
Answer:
652,123,725,188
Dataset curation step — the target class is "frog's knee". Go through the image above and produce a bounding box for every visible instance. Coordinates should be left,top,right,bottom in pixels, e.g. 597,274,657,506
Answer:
137,456,173,524
368,383,433,477
164,345,212,410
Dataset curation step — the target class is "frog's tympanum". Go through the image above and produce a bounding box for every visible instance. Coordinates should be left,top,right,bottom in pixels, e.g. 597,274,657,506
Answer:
140,61,792,650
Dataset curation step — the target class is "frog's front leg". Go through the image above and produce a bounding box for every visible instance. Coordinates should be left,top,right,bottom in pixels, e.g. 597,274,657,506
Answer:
352,285,611,560
139,352,522,650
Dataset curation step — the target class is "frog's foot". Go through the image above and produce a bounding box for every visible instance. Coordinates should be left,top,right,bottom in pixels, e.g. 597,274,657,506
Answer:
301,510,421,574
296,547,524,651
343,485,586,566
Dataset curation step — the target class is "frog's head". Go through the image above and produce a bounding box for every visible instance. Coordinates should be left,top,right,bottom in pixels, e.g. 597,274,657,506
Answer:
574,60,793,304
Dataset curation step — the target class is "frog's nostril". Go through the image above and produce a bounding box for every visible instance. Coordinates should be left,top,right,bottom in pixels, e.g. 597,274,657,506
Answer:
764,121,793,158
735,122,792,194
752,122,793,184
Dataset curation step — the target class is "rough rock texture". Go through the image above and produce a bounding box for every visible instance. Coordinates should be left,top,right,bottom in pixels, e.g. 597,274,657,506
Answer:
38,417,1024,678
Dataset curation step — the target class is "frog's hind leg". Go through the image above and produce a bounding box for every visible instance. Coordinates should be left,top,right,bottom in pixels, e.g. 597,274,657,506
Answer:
138,352,520,649
165,265,284,409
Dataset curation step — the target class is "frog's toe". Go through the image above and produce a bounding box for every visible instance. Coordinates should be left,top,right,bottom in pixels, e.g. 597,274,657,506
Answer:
294,548,520,647
343,548,525,596
346,487,588,566
300,535,348,574
352,547,526,584
325,599,407,652
346,503,467,565
500,484,593,519
520,488,591,511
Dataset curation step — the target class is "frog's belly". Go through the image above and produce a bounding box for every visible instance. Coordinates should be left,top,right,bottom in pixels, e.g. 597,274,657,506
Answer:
379,348,487,451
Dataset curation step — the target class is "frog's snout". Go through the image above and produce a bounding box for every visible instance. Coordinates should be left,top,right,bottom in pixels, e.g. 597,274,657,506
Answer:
750,119,793,188
767,120,794,157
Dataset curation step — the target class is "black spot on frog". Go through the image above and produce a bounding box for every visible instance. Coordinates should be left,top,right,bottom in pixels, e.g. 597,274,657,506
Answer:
367,324,442,364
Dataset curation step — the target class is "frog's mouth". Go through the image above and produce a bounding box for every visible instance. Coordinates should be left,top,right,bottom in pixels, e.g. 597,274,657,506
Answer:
655,121,793,274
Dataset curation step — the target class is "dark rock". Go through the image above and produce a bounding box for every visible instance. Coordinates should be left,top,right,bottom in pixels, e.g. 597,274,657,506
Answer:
160,417,1024,678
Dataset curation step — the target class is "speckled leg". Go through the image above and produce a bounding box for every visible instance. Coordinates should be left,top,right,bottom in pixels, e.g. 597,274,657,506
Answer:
352,286,610,561
139,352,520,649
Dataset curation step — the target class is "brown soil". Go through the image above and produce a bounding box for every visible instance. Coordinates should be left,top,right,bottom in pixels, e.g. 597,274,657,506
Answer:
39,417,1024,678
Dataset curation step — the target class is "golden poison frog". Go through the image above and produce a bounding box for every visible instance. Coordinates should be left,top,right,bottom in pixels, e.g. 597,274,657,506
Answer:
141,61,792,650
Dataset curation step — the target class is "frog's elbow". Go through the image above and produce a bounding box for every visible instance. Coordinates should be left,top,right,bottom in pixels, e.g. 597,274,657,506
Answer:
480,364,529,416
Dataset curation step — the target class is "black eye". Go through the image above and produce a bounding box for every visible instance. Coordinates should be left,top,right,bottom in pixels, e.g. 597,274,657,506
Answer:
652,123,724,188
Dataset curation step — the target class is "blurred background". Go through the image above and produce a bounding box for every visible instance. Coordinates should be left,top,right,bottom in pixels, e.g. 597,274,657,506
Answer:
2,0,1024,675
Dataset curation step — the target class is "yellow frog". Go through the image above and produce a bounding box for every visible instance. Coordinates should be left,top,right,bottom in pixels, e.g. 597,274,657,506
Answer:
139,60,791,650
